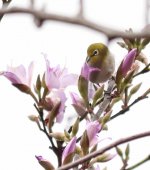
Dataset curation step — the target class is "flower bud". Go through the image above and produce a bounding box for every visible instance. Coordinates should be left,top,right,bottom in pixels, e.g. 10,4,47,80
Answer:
116,146,123,158
130,83,142,95
70,92,86,116
121,49,137,77
35,74,41,92
116,49,137,89
92,85,104,107
49,132,65,141
72,117,79,136
47,101,61,131
28,115,38,122
125,144,130,160
62,137,77,165
35,155,55,170
102,111,112,125
80,131,89,155
13,83,31,94
78,75,89,107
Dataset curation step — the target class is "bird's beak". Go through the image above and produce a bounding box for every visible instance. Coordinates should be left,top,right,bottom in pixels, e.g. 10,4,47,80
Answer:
86,56,90,63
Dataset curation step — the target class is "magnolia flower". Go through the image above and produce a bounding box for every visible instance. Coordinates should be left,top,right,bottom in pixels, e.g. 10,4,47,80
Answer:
45,57,77,89
121,48,137,77
81,62,101,80
44,57,78,123
1,62,34,86
86,120,101,147
62,137,77,165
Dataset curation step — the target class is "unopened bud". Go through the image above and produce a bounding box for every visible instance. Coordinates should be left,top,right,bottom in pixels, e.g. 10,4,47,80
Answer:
28,115,38,122
130,83,142,95
13,83,31,94
80,131,89,155
49,132,65,141
35,155,55,170
72,117,79,136
102,111,112,124
125,144,130,160
92,85,104,107
78,75,89,107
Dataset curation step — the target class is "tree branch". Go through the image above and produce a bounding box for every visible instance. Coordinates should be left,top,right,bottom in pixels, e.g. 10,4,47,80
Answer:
110,95,148,120
56,131,150,170
0,0,11,21
0,7,150,39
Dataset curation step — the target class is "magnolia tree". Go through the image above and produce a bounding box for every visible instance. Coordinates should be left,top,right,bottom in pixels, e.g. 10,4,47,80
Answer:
1,1,150,170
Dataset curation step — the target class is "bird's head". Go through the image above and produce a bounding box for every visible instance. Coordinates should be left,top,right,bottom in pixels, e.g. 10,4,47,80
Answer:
86,43,109,67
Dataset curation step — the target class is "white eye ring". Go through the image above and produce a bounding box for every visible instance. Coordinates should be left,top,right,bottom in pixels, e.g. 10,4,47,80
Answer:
93,49,99,56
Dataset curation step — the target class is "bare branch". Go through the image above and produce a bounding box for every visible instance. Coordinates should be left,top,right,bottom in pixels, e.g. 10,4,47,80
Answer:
57,131,150,170
78,0,84,18
110,93,148,121
0,0,11,21
0,7,150,39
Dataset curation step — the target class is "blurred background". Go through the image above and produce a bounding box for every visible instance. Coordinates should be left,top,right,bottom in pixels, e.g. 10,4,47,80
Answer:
0,0,149,169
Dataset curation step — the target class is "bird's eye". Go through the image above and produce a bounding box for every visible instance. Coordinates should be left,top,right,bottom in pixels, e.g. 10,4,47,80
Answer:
93,49,99,56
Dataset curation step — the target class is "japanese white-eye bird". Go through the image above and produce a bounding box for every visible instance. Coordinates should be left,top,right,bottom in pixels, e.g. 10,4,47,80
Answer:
86,43,115,83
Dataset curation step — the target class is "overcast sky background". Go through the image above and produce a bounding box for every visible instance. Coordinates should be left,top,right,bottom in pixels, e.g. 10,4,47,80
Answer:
0,0,149,170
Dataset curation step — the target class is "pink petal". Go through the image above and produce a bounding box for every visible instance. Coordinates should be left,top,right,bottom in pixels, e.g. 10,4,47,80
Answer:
86,120,101,147
2,71,22,84
53,89,67,123
60,74,78,88
27,61,34,86
62,137,76,164
81,62,101,80
122,48,137,77
45,58,60,89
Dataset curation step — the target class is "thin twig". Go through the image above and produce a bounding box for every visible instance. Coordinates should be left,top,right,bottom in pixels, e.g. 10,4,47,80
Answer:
0,0,11,21
133,63,150,78
0,7,150,39
57,131,150,170
126,155,150,170
33,103,56,148
78,0,84,18
110,95,148,120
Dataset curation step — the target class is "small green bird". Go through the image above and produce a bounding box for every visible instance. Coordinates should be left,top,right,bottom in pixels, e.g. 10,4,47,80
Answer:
86,43,115,83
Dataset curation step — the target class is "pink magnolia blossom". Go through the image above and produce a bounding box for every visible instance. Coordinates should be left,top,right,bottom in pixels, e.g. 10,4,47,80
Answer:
81,62,101,80
121,48,137,77
44,57,78,123
1,62,34,86
62,137,77,164
86,120,101,147
45,57,77,89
